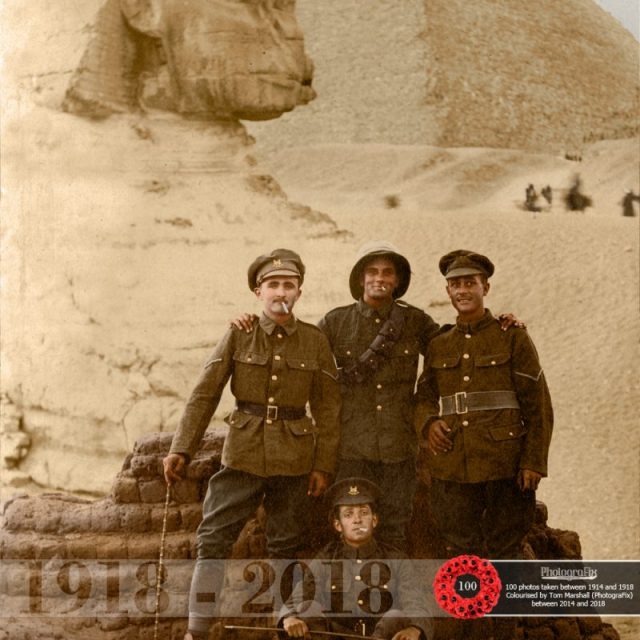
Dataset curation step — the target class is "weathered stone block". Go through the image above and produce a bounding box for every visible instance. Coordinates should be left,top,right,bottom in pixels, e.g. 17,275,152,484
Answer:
525,626,555,640
126,536,159,560
179,504,202,530
97,538,131,560
150,505,182,533
553,618,581,640
138,478,168,503
171,480,200,504
578,618,604,635
130,454,163,478
66,538,98,559
112,475,141,504
91,503,122,533
3,497,35,531
120,505,152,533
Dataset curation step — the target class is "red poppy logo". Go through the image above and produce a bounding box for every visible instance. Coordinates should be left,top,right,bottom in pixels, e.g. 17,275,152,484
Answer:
433,555,502,619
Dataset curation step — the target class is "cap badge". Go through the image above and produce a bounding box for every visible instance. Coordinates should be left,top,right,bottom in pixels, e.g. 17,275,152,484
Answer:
273,259,282,266
348,486,360,496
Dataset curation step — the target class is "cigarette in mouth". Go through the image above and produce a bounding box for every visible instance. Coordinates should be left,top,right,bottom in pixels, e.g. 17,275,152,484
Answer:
281,301,289,313
356,527,368,533
380,286,387,291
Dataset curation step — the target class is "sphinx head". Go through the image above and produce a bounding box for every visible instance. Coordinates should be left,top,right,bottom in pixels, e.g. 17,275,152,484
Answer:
65,0,315,121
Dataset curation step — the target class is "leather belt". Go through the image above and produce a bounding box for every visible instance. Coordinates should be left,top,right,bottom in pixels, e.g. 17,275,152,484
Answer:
440,391,520,415
236,401,306,421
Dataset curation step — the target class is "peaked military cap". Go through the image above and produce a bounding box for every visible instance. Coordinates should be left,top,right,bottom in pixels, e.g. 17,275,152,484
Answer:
439,249,494,279
349,240,411,300
326,477,381,510
248,248,305,290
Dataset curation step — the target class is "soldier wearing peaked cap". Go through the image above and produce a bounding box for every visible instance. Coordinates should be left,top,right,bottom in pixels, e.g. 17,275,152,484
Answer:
232,242,523,551
415,249,553,561
280,477,433,640
163,248,341,640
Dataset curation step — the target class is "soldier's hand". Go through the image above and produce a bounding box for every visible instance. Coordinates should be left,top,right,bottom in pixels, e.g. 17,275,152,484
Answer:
518,469,542,491
283,616,310,638
163,453,187,486
428,419,453,455
230,313,258,333
498,312,526,331
391,627,422,640
307,470,330,497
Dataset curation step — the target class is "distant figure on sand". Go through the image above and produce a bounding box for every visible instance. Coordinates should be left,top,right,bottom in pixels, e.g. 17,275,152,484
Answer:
541,185,553,206
565,175,592,212
525,184,541,212
620,190,640,217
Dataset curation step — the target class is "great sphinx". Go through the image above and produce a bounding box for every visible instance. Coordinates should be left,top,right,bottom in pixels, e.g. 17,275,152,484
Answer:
64,0,315,121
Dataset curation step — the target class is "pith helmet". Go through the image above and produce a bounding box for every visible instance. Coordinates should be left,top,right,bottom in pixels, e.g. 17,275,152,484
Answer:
349,241,411,300
248,248,305,290
439,250,494,279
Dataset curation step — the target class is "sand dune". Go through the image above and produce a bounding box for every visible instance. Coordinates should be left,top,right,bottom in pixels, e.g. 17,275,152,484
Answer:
257,137,640,563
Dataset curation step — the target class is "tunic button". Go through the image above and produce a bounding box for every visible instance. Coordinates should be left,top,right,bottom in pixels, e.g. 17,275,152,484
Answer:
272,375,278,380
404,349,409,354
274,355,281,361
346,350,351,355
382,584,388,589
358,599,364,606
277,333,283,339
465,334,471,339
375,318,381,324
266,419,273,425
509,431,514,436
247,356,252,361
463,354,470,359
356,559,362,564
462,420,469,426
376,405,383,411
355,575,362,581
376,384,382,390
268,397,275,403
331,585,336,590
491,360,496,365
463,376,470,382
301,363,305,367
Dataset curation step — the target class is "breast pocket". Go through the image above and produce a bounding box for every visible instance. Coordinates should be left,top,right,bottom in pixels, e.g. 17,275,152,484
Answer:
387,339,421,382
474,352,512,385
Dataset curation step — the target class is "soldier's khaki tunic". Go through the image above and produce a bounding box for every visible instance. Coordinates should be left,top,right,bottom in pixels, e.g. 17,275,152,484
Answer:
170,313,341,477
415,310,553,482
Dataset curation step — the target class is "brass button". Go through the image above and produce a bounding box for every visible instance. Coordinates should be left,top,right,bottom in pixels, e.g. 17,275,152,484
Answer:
346,350,351,355
491,360,496,365
509,431,514,436
382,584,388,589
375,318,381,324
274,355,281,361
266,419,273,425
331,585,336,590
462,420,469,426
404,349,409,354
230,421,235,425
277,333,283,339
463,354,470,359
247,356,252,361
356,559,362,564
268,397,275,403
355,575,362,581
376,384,382,390
463,376,470,382
357,599,364,606
376,405,383,411
271,375,278,380
443,363,447,368
465,334,471,339
301,363,305,367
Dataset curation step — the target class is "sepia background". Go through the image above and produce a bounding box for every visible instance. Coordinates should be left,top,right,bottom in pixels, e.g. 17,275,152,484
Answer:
1,0,638,635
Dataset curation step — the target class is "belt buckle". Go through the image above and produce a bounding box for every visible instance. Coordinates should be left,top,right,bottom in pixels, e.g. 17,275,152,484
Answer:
267,404,278,420
454,391,468,414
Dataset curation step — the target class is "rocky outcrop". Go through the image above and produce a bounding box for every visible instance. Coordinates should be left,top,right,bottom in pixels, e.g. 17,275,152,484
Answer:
0,1,350,495
249,0,639,154
0,433,620,639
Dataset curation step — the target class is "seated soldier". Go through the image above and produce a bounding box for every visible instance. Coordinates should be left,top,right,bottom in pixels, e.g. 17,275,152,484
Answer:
279,478,432,640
